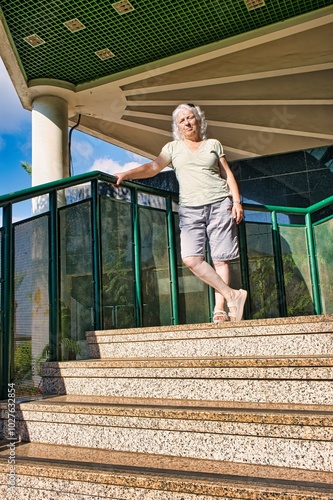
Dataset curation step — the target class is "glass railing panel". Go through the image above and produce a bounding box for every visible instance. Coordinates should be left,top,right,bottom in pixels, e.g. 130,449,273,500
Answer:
140,205,172,327
174,212,210,324
100,196,135,329
279,225,314,316
314,216,333,314
13,216,49,396
65,182,92,205
31,194,49,215
99,181,131,203
138,192,167,209
12,200,32,223
245,222,278,319
59,201,93,360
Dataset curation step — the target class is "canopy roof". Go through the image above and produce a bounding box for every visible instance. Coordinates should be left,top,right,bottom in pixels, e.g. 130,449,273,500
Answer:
1,0,332,160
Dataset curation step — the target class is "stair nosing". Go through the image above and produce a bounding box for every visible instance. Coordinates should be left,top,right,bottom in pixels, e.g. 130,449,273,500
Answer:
0,442,332,497
86,315,333,338
41,355,333,369
5,395,333,426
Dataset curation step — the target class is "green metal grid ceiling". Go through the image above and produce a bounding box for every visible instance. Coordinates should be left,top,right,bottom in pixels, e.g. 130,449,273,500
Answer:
0,0,331,86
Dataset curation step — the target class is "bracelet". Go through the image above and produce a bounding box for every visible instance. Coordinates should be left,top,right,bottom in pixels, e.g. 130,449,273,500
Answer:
232,200,242,204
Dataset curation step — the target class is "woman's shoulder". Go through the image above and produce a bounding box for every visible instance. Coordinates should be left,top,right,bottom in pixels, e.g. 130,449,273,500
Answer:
162,140,183,151
205,138,222,147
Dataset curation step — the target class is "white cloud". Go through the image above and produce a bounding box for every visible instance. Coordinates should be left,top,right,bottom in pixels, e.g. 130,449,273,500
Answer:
71,138,94,160
127,151,150,163
0,58,31,134
89,157,141,175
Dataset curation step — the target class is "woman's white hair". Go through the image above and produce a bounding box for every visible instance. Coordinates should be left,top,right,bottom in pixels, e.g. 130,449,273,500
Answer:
172,103,207,140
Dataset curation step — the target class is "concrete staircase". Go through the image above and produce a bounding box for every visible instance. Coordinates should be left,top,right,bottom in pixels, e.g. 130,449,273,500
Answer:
1,315,333,499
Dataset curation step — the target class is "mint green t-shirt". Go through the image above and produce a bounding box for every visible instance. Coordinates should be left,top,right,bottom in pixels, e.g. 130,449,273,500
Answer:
161,139,230,207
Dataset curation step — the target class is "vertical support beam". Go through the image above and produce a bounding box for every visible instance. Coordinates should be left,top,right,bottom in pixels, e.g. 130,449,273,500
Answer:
91,180,102,331
305,212,322,314
49,190,61,361
1,204,14,399
237,220,251,319
166,196,179,325
131,189,142,327
205,246,215,323
271,211,287,317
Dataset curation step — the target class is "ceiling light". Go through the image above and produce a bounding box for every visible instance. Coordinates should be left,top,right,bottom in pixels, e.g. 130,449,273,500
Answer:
244,0,265,11
23,34,45,47
95,48,115,60
64,18,85,32
112,0,135,15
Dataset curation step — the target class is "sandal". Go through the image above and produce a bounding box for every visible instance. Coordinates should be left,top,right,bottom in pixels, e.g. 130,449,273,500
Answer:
227,289,247,322
213,309,230,323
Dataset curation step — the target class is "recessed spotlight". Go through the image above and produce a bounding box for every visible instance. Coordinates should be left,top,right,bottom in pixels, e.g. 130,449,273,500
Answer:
64,18,85,32
23,34,45,47
244,0,265,11
95,48,115,60
112,0,135,15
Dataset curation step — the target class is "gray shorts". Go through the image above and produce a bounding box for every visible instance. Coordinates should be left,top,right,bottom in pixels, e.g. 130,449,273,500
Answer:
178,198,239,261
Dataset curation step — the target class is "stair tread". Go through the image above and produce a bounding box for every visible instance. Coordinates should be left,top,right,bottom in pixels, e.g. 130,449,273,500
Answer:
11,394,333,423
44,354,333,368
0,441,332,495
86,314,333,337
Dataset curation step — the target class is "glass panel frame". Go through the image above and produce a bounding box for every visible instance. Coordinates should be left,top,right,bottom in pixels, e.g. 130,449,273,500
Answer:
314,217,333,314
59,200,94,361
13,216,49,396
245,222,279,319
139,205,172,327
100,196,136,330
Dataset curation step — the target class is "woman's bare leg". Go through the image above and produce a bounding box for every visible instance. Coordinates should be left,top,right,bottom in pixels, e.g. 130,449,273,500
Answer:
212,261,230,313
182,256,242,319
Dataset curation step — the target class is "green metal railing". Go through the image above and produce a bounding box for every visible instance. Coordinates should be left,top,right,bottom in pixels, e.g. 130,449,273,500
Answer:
0,171,332,399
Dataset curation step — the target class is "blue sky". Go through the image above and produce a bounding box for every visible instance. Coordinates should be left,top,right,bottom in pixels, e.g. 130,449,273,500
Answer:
0,57,148,219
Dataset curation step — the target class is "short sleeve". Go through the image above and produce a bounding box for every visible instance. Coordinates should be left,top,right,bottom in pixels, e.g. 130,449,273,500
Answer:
160,142,173,166
215,140,225,158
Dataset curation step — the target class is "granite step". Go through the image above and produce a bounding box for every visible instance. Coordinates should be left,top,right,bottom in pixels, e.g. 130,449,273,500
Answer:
86,316,333,359
40,355,333,405
4,395,333,472
0,441,332,499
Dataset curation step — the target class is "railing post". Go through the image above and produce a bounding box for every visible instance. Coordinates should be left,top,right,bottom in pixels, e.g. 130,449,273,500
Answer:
305,212,322,314
91,180,102,330
49,190,61,361
271,211,288,317
131,189,142,327
1,204,14,399
166,196,179,325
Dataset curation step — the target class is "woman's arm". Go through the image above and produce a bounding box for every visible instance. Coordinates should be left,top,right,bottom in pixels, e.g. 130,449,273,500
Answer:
219,156,244,224
114,154,170,185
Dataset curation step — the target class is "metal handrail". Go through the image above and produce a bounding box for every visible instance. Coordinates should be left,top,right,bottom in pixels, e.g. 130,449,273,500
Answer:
1,170,332,215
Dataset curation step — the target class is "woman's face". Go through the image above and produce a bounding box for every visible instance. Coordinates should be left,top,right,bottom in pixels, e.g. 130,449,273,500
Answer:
177,109,200,140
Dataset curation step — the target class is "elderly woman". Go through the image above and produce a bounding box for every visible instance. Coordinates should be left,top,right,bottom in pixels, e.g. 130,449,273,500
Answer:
115,103,247,322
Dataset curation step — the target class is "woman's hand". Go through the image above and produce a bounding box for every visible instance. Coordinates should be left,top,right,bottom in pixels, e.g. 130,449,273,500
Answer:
232,202,244,224
114,172,128,186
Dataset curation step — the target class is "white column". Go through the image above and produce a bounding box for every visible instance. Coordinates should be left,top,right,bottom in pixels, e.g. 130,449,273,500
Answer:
32,95,69,186
30,96,69,379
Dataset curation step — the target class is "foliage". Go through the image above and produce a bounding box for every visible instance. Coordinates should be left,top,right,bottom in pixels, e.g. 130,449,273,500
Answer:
20,161,32,176
103,251,135,328
14,341,32,384
250,253,313,319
